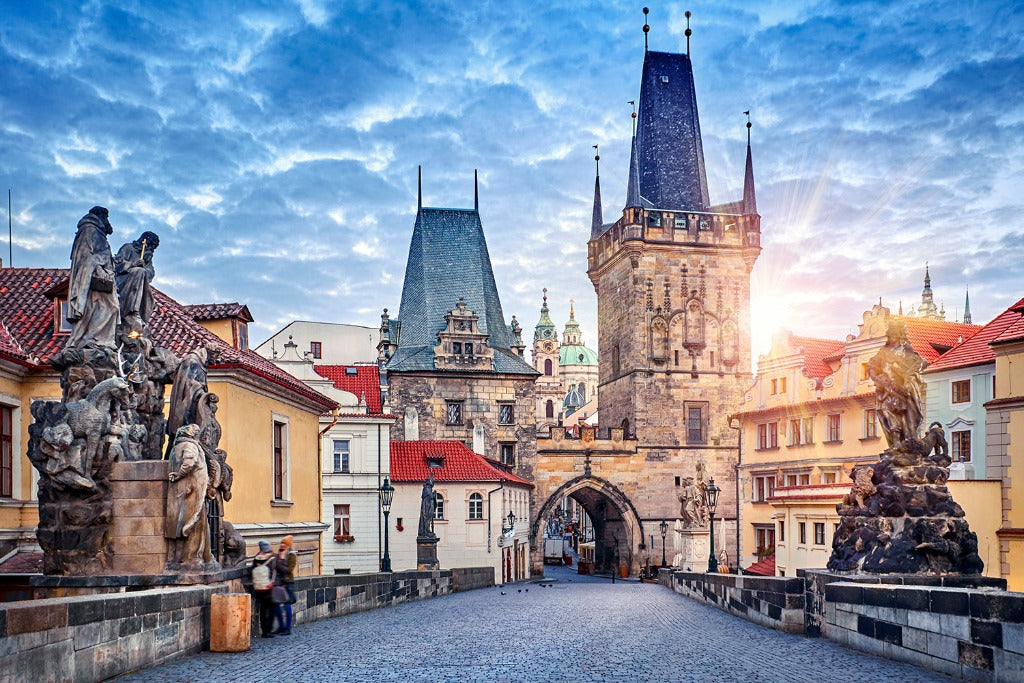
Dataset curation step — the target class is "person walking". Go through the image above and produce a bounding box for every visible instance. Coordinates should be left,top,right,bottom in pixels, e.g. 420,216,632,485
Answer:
251,541,277,638
272,535,298,635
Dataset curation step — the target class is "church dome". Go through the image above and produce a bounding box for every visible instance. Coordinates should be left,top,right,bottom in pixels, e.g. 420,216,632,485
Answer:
559,344,598,366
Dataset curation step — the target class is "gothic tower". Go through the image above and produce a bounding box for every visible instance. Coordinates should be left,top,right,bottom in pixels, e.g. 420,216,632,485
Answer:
587,42,761,526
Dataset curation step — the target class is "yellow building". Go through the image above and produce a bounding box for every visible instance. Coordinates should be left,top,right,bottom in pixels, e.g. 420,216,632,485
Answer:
733,304,996,577
0,269,336,576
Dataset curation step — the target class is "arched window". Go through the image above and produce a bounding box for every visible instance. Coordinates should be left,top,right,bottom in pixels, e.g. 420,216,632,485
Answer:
434,493,446,520
621,418,630,436
578,384,586,401
545,400,554,418
544,358,553,375
468,493,483,520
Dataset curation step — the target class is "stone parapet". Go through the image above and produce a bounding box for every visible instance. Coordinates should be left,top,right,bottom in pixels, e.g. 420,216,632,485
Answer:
659,568,805,634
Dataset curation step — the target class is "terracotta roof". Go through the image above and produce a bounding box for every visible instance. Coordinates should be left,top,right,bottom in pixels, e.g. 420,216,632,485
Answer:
182,302,254,323
390,440,532,487
926,298,1024,372
0,268,336,410
0,320,28,363
790,336,845,379
899,316,981,363
314,364,383,414
744,555,776,576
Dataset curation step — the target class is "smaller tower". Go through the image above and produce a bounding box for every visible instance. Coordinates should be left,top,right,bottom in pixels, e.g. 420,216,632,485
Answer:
916,263,944,320
963,288,972,325
532,289,563,430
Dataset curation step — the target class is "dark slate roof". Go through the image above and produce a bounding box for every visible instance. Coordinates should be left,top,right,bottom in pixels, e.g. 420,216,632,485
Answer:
743,142,758,215
590,174,604,240
635,51,710,211
389,207,536,375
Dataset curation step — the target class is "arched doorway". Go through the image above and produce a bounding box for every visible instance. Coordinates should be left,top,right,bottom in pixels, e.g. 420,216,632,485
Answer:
531,475,643,577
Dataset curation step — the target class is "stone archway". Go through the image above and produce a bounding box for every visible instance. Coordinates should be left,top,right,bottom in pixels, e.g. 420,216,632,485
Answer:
531,475,644,576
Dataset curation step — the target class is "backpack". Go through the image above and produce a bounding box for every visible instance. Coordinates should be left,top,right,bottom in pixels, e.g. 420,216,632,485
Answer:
252,561,273,591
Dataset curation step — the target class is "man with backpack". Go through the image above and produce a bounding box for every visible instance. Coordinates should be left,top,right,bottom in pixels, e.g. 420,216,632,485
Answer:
251,541,277,638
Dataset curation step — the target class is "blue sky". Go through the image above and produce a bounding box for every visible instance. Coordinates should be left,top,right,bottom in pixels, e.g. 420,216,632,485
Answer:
3,1,1023,362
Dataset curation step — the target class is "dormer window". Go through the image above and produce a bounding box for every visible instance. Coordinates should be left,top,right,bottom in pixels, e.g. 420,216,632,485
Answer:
54,298,72,334
235,321,249,351
648,212,661,227
675,217,686,229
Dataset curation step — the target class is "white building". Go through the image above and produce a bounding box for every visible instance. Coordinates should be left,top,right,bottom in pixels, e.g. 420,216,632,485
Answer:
389,441,532,583
256,320,379,365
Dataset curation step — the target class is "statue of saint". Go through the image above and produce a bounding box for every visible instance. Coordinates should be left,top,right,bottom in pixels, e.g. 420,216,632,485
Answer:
165,343,218,458
867,319,926,449
417,471,437,539
165,424,212,568
114,231,160,339
66,206,119,349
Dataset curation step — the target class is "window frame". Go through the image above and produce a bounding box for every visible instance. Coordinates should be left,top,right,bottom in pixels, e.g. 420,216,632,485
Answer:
498,403,514,426
798,522,807,545
333,504,351,537
684,401,708,444
826,414,842,442
545,400,554,419
544,358,553,376
499,442,515,467
332,439,350,474
753,474,776,502
863,408,878,439
468,492,484,520
434,492,446,521
814,522,826,546
272,418,290,502
445,401,464,426
951,379,971,404
951,429,972,462
310,341,322,359
0,405,12,498
757,421,779,450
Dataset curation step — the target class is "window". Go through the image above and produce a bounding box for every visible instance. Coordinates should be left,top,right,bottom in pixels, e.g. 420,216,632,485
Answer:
54,298,72,334
498,404,514,425
826,414,841,442
545,400,554,419
310,341,322,359
446,401,463,425
674,217,686,229
755,527,776,556
863,409,878,439
799,522,807,544
771,379,777,394
468,493,483,520
648,212,661,227
453,342,462,354
332,440,350,473
859,363,870,381
814,522,826,545
754,475,775,502
822,471,837,484
611,345,620,374
674,350,680,366
780,377,787,393
434,493,446,520
952,430,971,462
709,351,715,367
778,521,785,543
685,403,706,444
757,422,778,449
951,379,971,404
788,417,813,446
500,443,515,466
272,420,287,500
465,343,474,356
236,322,248,351
799,473,810,486
544,358,552,375
333,504,350,537
1,406,11,497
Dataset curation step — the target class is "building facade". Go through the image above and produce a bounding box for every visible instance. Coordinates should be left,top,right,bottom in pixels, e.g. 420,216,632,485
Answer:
531,293,599,430
255,320,379,366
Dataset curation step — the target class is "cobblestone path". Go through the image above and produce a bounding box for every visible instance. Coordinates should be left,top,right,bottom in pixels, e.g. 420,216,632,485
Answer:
119,566,953,682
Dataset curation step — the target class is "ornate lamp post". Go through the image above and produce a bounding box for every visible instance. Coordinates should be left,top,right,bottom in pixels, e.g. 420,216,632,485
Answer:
705,478,721,573
503,510,516,534
379,477,395,572
659,519,669,568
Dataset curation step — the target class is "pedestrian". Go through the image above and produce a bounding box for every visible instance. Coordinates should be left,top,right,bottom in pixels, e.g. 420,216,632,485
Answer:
272,535,298,635
251,541,277,638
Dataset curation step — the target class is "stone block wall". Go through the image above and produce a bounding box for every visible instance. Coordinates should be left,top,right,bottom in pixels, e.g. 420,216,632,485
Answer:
451,566,495,592
659,569,805,633
110,461,169,575
825,583,1024,681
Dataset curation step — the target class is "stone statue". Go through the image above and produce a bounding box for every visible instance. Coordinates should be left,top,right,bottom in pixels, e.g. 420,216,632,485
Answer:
677,477,708,528
417,472,437,539
114,231,160,340
165,424,213,568
165,342,218,458
66,206,120,350
218,520,246,568
867,319,925,450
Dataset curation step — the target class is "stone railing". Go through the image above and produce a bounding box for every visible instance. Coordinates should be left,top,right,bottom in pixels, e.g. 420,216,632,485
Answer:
658,569,805,633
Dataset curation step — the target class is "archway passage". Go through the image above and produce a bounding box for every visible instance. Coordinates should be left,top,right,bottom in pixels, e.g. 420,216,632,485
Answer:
531,475,643,577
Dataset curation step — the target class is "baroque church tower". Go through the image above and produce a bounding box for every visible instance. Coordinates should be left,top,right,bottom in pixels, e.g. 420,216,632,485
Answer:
587,32,761,522
532,289,563,431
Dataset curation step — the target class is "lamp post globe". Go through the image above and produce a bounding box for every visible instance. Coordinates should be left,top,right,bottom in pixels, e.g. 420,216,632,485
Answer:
659,519,669,568
506,510,516,534
379,477,395,573
705,478,720,573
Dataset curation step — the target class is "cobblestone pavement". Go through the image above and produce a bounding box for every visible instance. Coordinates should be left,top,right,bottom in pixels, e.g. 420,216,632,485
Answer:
119,566,953,683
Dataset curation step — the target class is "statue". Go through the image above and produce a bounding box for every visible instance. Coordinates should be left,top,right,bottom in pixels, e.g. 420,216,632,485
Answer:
114,231,160,340
165,342,218,458
165,424,213,569
66,206,120,350
677,476,708,528
867,319,925,450
417,471,437,539
218,520,246,568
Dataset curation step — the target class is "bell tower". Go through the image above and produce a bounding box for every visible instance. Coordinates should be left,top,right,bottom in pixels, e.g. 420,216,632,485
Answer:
532,288,563,429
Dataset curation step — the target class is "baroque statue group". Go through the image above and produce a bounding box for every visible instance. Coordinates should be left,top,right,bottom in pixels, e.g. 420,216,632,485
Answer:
27,206,244,576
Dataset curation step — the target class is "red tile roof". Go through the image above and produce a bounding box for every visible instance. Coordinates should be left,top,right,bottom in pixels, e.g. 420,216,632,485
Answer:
0,268,336,410
926,298,1024,372
314,364,383,414
390,440,532,487
182,302,253,323
899,316,981,363
790,336,845,379
744,554,776,576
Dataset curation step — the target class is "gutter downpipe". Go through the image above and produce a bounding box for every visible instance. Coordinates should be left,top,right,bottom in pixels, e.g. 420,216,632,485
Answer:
318,409,339,576
730,417,742,575
486,479,506,554
377,423,383,571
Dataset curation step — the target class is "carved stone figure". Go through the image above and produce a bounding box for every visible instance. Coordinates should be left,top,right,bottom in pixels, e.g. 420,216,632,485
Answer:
417,472,437,539
165,342,218,458
165,424,213,568
66,206,120,350
132,340,179,459
114,231,159,340
677,477,708,528
867,319,925,450
219,520,246,568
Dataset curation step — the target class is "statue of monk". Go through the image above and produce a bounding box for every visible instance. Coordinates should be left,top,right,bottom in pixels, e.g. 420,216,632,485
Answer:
65,206,119,349
114,231,159,340
867,319,926,449
164,342,219,458
417,471,437,539
165,424,212,568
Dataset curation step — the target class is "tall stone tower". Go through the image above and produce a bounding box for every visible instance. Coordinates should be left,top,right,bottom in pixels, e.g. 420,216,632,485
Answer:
587,44,762,535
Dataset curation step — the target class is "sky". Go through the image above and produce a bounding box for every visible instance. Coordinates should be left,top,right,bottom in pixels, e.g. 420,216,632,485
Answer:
3,0,1024,367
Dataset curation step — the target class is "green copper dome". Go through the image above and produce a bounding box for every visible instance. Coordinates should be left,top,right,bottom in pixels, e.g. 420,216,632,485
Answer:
560,344,598,366
533,288,557,342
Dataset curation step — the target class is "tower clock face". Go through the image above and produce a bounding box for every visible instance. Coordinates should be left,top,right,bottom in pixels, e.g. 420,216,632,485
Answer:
545,342,553,351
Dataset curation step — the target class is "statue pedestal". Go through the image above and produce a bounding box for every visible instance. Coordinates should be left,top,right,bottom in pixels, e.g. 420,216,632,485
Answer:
109,460,169,575
417,536,439,570
673,527,710,572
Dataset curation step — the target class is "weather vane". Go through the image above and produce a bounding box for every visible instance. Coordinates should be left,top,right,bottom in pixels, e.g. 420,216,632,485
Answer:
744,110,752,144
593,144,600,175
685,10,692,54
643,7,650,52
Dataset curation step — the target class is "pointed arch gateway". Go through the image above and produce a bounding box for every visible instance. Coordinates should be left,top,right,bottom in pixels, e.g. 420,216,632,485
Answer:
531,474,645,576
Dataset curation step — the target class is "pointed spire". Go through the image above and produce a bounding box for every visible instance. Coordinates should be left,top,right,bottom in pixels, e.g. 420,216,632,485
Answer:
963,287,972,325
590,146,604,239
685,10,692,55
898,300,904,316
742,111,757,216
533,288,557,343
625,131,642,209
917,262,940,319
474,169,479,211
417,165,422,211
563,298,583,346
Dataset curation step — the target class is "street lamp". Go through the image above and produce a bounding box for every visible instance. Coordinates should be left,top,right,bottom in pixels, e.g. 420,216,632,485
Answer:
503,510,516,534
379,477,395,573
705,477,721,573
659,519,669,568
